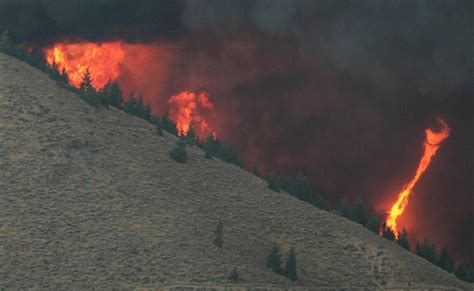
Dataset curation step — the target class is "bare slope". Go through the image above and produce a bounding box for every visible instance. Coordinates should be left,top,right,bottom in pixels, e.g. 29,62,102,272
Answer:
0,53,470,290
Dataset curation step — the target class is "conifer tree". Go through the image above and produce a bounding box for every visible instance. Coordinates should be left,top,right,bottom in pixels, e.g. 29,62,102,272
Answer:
437,246,454,273
366,214,381,234
169,140,187,163
396,228,410,250
266,172,281,192
266,244,283,274
203,134,219,159
213,220,223,248
79,69,95,93
161,112,178,135
380,222,396,241
284,248,297,281
415,238,438,264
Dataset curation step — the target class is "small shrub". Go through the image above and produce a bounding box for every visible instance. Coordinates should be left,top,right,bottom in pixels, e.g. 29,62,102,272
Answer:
227,268,239,283
266,172,281,192
213,220,223,248
169,140,187,163
266,244,283,274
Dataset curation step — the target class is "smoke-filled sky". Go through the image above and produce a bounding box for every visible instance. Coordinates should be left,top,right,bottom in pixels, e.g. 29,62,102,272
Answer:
1,0,472,262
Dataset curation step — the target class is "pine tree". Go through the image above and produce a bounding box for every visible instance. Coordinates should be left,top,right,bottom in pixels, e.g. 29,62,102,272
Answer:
169,140,187,163
266,244,282,274
99,81,123,108
161,112,178,135
285,175,312,202
266,172,281,192
227,268,239,282
155,118,163,136
366,214,381,234
284,248,297,281
415,238,438,264
349,198,367,225
396,228,410,250
79,69,95,93
213,220,223,248
203,135,219,159
437,246,454,273
185,126,198,146
380,222,396,241
124,92,137,114
339,199,351,218
454,262,474,283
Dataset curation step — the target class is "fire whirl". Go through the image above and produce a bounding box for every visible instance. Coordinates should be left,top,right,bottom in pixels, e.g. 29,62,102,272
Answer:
44,42,125,89
386,118,451,236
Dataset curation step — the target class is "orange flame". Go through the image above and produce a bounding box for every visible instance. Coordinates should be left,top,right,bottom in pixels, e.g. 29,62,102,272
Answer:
168,91,215,137
386,118,451,235
44,42,125,89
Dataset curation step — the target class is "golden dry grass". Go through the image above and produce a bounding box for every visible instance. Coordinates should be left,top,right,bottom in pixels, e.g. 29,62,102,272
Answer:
0,53,471,290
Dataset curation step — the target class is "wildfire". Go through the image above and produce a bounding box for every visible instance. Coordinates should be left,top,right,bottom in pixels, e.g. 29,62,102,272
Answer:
168,90,215,137
44,42,125,89
386,118,451,235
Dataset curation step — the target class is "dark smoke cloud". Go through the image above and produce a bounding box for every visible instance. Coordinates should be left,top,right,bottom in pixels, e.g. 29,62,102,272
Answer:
1,0,472,261
0,0,186,44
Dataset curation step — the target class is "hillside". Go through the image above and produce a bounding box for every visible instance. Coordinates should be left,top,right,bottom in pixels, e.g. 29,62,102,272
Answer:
0,52,471,290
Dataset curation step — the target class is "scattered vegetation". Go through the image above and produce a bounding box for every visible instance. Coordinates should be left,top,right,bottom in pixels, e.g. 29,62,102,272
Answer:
169,140,188,163
213,220,223,248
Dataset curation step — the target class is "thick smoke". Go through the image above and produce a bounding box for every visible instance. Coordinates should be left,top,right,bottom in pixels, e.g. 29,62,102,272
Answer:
0,0,186,44
1,0,472,261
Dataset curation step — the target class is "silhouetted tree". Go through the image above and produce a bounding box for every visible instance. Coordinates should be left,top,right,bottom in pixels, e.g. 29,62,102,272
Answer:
161,112,178,135
266,244,283,274
79,69,95,93
217,143,242,166
169,140,187,163
454,262,474,283
380,222,396,241
339,199,351,218
203,134,219,159
415,238,438,264
437,246,454,273
213,220,223,248
285,174,312,202
184,126,198,146
348,198,367,225
154,117,163,136
396,229,410,250
99,81,123,108
284,248,297,281
227,268,239,283
266,172,281,192
366,214,381,234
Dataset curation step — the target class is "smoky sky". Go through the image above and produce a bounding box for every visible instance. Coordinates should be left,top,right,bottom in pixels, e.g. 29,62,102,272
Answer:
1,0,472,261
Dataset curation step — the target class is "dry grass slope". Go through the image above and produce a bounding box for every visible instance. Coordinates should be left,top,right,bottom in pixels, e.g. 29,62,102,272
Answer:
0,53,471,290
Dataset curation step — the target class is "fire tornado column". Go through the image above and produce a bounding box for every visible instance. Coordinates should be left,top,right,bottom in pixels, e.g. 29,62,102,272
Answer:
386,118,451,236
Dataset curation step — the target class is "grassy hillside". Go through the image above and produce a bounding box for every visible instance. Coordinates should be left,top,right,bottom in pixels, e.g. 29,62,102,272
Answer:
0,52,471,290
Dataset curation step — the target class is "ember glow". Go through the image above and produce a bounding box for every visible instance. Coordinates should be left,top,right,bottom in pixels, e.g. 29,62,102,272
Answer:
44,42,125,89
168,91,215,137
386,118,451,235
